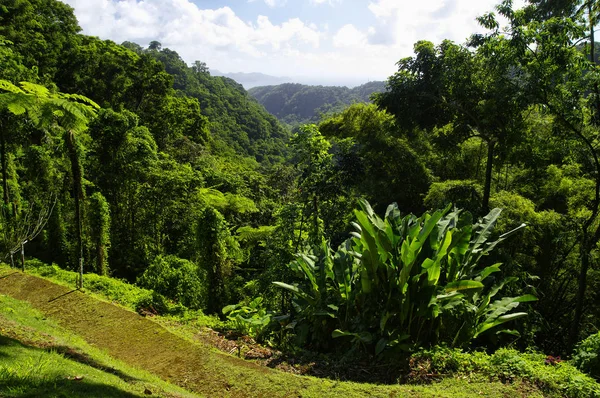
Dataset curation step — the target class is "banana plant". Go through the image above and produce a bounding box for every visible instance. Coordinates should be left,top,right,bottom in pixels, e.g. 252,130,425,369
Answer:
274,200,533,354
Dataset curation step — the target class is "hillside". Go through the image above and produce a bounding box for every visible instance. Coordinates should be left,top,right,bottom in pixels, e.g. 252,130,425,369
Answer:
0,267,550,398
248,81,386,125
211,71,292,89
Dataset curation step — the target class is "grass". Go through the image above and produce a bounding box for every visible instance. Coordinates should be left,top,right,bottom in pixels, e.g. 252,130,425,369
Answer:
0,265,546,397
0,293,200,397
1,335,153,398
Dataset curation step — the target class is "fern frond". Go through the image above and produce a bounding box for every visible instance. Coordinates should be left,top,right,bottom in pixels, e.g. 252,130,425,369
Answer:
61,93,100,109
7,102,26,115
0,79,24,94
19,81,50,97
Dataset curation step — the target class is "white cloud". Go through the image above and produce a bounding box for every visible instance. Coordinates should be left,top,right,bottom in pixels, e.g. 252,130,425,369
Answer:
333,24,367,48
365,0,528,47
61,0,530,84
310,0,342,5
248,0,287,7
62,0,320,61
264,0,287,7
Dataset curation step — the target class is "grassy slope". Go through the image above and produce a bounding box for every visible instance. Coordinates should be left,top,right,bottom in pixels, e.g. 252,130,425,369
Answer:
0,293,199,398
0,268,543,398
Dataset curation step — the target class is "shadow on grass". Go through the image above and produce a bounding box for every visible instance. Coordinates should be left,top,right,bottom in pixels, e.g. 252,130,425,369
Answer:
0,272,19,279
51,344,140,383
1,376,144,398
48,289,78,303
0,334,140,386
0,335,143,397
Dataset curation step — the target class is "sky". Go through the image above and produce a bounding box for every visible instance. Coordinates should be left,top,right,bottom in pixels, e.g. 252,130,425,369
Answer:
60,0,524,84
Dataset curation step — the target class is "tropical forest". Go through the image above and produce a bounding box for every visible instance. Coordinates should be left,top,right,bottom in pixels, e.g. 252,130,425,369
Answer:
1,0,600,397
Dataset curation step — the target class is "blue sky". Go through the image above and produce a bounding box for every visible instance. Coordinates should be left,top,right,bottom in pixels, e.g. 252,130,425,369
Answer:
61,0,524,85
208,0,376,29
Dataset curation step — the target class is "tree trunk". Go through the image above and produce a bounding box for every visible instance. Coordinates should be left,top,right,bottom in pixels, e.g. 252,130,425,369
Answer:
569,3,600,348
97,242,106,276
482,139,496,213
590,2,600,124
570,239,591,349
20,241,25,271
66,131,84,288
1,123,9,207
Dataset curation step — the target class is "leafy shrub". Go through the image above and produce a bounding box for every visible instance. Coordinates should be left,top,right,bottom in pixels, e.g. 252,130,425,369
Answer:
134,291,187,316
137,255,207,310
410,346,600,397
424,180,483,215
573,332,600,380
222,297,274,342
274,200,533,353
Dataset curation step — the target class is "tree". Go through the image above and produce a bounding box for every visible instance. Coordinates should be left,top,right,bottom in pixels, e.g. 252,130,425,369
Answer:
479,0,600,349
192,61,209,74
87,109,158,279
197,207,240,315
88,192,110,276
289,125,334,246
0,0,81,77
319,103,431,214
375,39,527,212
0,80,98,286
148,41,162,51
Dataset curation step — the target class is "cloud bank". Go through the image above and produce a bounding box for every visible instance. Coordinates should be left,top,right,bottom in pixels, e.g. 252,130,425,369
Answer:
62,0,522,82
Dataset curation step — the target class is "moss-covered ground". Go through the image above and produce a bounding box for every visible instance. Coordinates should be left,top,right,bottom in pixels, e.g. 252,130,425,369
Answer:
0,268,546,397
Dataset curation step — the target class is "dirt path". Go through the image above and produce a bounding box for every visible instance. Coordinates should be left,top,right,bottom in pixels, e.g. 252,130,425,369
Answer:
0,270,538,398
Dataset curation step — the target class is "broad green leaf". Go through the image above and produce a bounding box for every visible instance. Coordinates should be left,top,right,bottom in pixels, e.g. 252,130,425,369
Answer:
479,263,502,280
272,282,316,305
445,280,484,292
375,338,388,355
475,312,528,337
222,304,238,314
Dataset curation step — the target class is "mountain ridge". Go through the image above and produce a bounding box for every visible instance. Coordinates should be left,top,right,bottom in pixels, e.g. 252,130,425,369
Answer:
248,81,387,126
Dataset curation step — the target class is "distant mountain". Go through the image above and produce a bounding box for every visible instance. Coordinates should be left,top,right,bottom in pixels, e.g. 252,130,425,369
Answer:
211,71,292,89
248,81,387,126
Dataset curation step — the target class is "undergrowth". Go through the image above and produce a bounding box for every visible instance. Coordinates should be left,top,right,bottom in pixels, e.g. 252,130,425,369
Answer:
410,346,600,397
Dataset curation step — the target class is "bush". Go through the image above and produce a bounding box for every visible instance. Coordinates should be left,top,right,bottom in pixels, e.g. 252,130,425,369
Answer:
275,200,534,353
137,255,207,310
573,332,600,380
409,346,600,397
134,291,186,316
22,259,213,319
424,179,483,215
222,297,274,342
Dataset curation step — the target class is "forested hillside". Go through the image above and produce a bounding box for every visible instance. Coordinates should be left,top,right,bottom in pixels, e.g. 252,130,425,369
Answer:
211,71,291,89
248,81,385,126
1,0,600,395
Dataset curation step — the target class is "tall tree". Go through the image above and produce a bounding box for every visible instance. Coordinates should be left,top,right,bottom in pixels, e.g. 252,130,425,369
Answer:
375,39,527,212
480,0,600,349
0,80,98,285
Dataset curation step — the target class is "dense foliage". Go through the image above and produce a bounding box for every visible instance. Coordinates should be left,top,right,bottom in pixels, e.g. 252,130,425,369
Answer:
573,332,600,380
410,346,600,397
1,0,600,384
275,200,533,353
